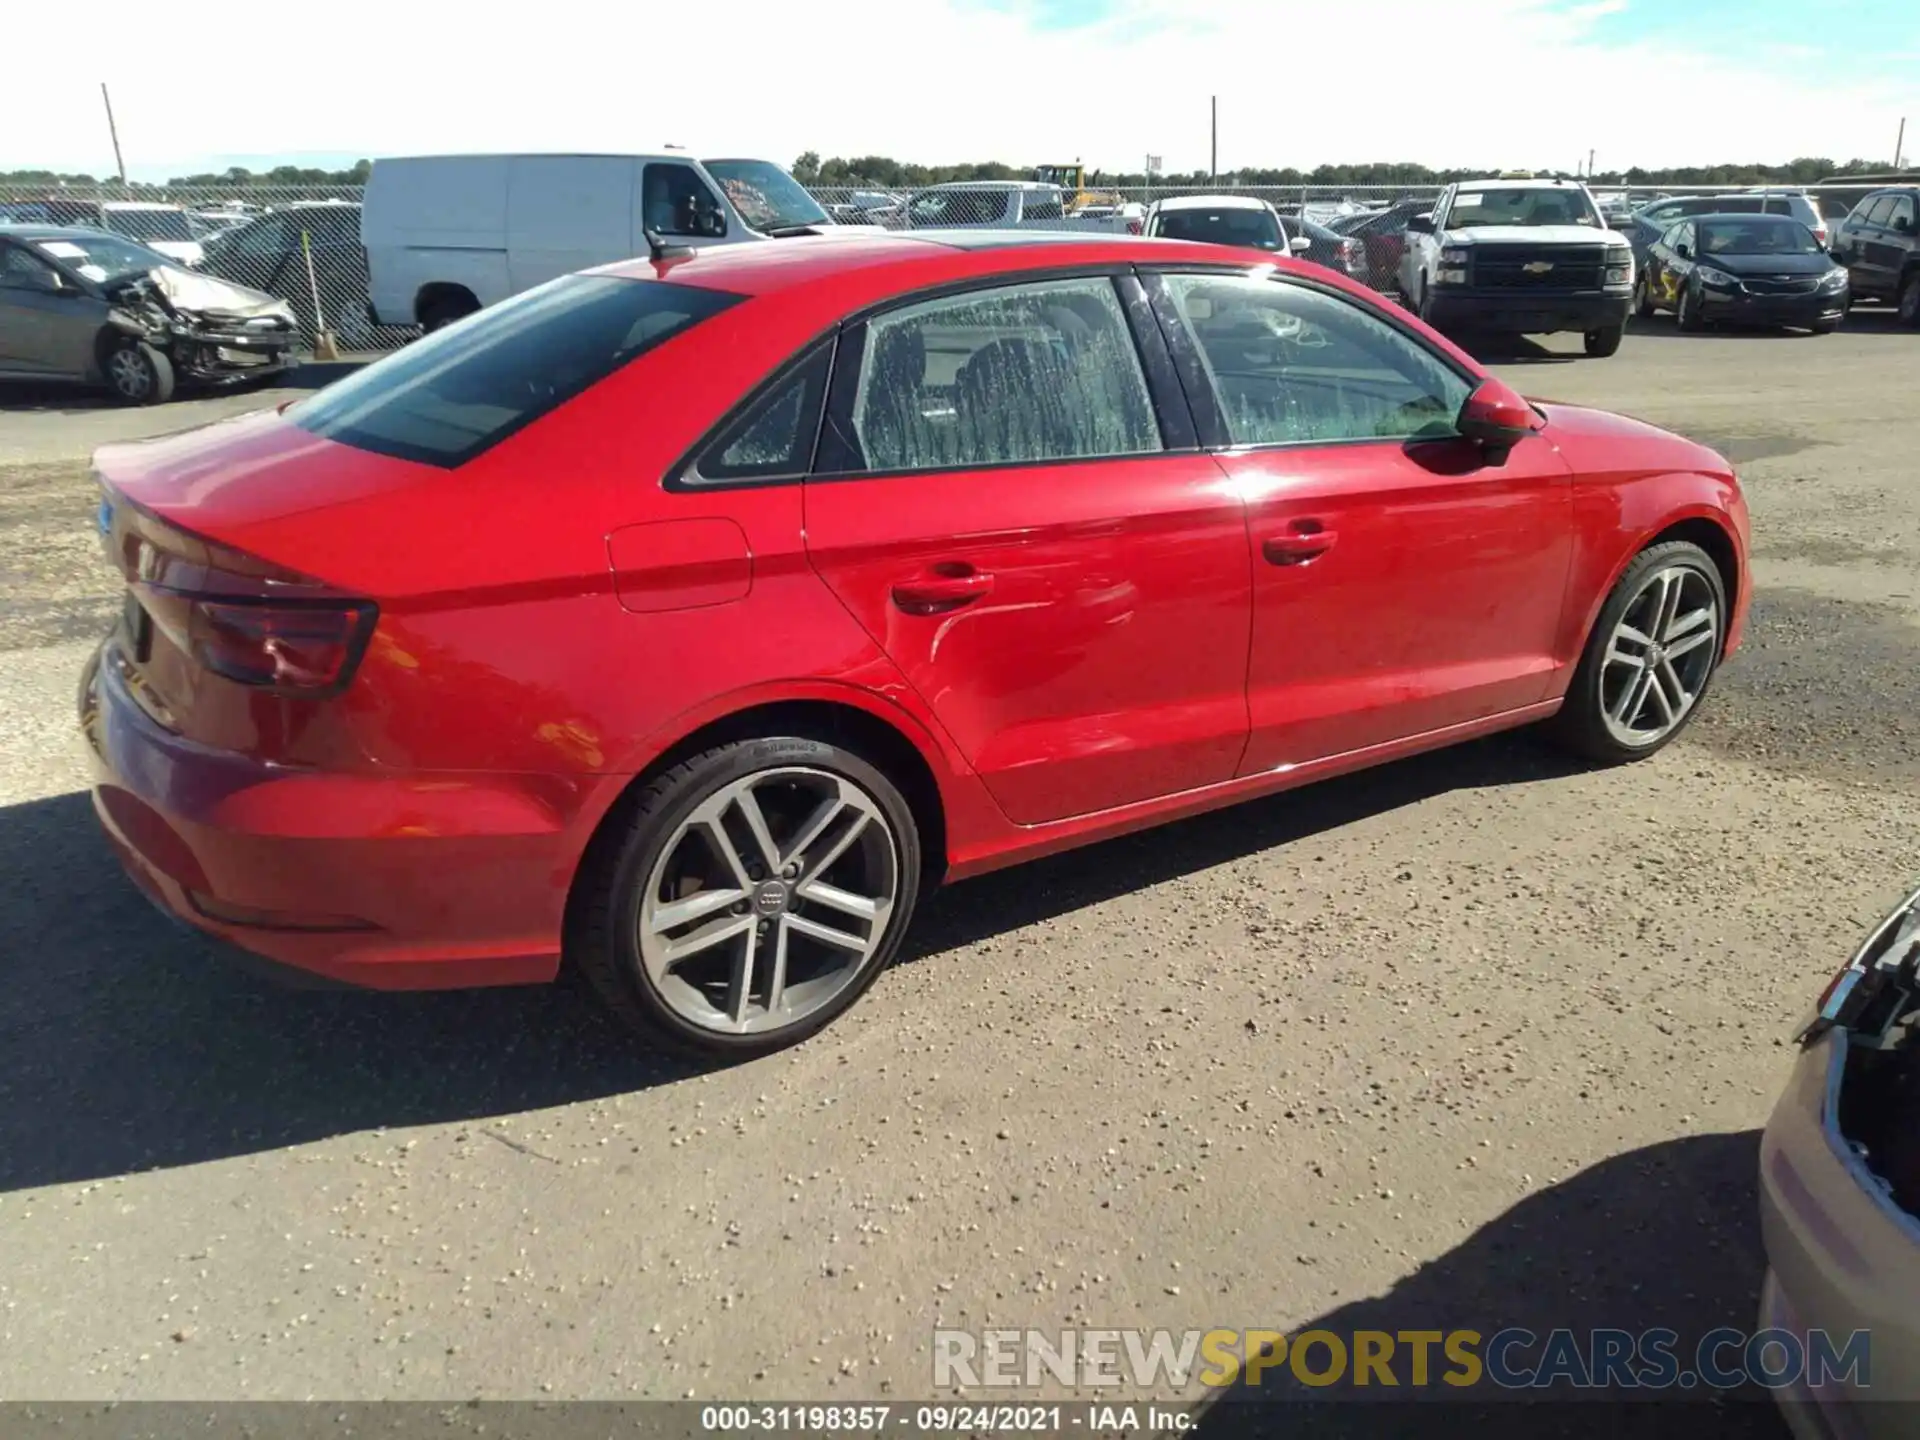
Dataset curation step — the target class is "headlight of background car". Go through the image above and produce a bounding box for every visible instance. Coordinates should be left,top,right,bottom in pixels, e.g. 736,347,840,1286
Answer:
1436,247,1471,286
1604,246,1633,286
1697,265,1739,290
1804,883,1920,1041
1818,267,1849,290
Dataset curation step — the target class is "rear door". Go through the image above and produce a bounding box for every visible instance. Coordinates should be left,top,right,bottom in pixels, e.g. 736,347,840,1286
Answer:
507,156,638,294
1851,194,1899,297
1869,194,1918,295
1145,269,1573,770
803,271,1254,826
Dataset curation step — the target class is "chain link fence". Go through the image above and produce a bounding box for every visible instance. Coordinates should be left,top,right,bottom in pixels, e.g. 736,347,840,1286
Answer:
3,179,1892,351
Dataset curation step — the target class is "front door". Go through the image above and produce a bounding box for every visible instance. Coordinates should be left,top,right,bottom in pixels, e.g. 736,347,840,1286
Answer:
0,242,102,378
1145,270,1574,774
804,273,1253,826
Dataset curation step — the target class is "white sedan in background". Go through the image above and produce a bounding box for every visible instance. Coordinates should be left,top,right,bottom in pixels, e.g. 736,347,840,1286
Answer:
98,202,209,267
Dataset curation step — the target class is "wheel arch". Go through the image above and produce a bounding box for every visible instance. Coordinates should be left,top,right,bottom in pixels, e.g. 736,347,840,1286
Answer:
568,687,958,924
414,281,479,325
1579,505,1744,665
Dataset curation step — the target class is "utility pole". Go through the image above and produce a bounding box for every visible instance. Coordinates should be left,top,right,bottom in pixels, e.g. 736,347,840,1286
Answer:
1897,117,1907,169
1210,96,1218,183
1588,148,1596,180
100,83,128,189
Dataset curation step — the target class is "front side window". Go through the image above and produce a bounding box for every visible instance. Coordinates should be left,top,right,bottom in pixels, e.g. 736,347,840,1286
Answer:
643,164,728,239
846,276,1161,473
290,275,744,467
1151,207,1284,251
1160,274,1472,447
225,216,293,257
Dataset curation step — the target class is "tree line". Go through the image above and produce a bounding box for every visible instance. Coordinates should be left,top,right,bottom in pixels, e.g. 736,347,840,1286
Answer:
793,153,1903,190
3,153,1900,193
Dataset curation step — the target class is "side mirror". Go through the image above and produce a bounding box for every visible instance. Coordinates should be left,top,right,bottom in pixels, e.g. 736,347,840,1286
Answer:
1288,235,1312,255
1897,216,1914,234
1457,378,1543,466
18,267,68,295
1675,242,1692,259
1406,214,1435,234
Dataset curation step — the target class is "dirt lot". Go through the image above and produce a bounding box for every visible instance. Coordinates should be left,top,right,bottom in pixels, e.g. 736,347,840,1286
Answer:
0,316,1916,1422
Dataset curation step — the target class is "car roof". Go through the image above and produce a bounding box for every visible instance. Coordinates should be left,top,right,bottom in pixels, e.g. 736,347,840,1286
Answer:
592,229,1310,297
1154,194,1269,212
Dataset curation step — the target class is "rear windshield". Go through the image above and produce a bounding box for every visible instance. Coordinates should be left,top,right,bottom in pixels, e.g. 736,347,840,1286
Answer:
289,275,743,467
104,209,205,242
1153,207,1283,250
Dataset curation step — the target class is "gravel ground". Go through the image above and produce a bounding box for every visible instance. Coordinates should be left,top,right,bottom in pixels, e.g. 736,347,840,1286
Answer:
0,317,1915,1421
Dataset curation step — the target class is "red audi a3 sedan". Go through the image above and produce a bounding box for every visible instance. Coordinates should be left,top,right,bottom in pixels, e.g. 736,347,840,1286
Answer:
82,230,1750,1056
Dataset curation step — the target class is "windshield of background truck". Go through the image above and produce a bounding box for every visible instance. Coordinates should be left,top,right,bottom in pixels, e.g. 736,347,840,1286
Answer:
1447,188,1601,228
1152,207,1284,250
702,161,830,232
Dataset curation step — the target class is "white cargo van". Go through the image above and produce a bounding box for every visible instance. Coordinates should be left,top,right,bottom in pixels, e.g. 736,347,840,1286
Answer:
362,153,832,331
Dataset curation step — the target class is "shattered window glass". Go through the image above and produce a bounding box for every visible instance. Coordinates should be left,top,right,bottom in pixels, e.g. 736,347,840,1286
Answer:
848,277,1161,473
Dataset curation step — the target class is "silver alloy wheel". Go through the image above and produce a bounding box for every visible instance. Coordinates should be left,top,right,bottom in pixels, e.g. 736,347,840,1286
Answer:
1598,564,1721,747
108,347,151,399
637,766,899,1036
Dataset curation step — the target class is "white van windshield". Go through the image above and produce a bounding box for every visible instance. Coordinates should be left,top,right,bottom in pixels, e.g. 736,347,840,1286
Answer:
703,160,830,234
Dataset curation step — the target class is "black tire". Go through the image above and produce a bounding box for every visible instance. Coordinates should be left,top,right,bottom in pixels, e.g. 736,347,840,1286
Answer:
419,293,478,334
1899,273,1920,328
1549,540,1728,765
1583,324,1624,357
568,735,923,1059
1633,273,1656,319
104,340,174,406
1676,282,1705,332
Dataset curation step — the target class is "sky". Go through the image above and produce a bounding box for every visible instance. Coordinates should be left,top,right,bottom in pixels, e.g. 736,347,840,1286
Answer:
4,0,1916,182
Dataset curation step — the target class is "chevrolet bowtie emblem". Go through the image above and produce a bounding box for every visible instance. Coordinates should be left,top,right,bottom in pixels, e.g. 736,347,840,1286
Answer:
1523,260,1555,274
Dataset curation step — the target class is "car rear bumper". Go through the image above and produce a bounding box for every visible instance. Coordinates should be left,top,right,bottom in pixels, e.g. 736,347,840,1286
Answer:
79,641,569,991
1699,289,1847,328
1425,288,1631,334
1758,1031,1920,1433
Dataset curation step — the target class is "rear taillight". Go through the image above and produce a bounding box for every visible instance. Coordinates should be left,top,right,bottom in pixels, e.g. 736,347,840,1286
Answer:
1341,238,1365,274
190,599,377,695
1127,219,1143,235
98,479,377,697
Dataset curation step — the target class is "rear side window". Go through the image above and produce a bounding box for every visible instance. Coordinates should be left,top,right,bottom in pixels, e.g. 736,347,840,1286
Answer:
290,275,743,467
839,276,1161,473
1863,195,1898,227
692,345,833,484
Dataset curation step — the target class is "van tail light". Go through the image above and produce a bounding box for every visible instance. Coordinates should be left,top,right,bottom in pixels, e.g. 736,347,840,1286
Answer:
1127,218,1143,235
190,599,377,696
1340,237,1366,276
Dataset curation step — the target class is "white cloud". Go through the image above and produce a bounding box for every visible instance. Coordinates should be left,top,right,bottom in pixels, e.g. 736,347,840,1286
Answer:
5,0,1914,180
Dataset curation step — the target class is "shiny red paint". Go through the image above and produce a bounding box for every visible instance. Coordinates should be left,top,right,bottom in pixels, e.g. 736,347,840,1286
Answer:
82,231,1752,992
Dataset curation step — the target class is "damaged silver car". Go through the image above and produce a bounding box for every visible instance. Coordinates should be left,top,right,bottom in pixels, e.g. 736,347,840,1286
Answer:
1759,883,1920,1435
0,224,297,404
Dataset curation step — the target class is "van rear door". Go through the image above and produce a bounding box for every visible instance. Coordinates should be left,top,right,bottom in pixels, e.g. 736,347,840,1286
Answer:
506,156,640,294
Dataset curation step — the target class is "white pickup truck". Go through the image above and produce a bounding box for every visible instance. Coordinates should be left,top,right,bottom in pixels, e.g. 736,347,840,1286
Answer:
1397,177,1636,356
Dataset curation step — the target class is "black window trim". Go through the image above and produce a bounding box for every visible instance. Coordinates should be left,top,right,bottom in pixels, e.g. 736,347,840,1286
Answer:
1137,264,1482,456
670,334,839,492
808,265,1192,486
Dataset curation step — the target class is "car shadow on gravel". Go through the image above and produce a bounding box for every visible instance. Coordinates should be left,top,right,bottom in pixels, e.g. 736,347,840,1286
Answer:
0,731,1586,1193
1187,1129,1789,1439
904,729,1588,962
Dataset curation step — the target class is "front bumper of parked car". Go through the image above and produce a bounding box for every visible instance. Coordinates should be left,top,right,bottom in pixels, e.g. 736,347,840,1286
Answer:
1698,285,1847,329
1423,288,1632,335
